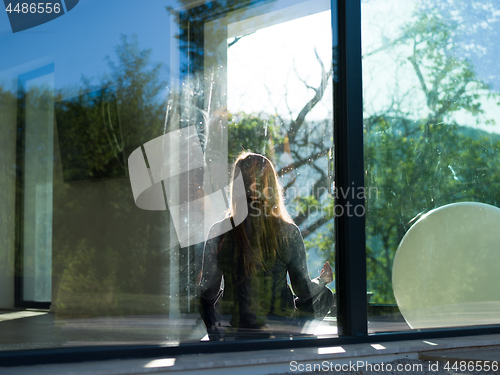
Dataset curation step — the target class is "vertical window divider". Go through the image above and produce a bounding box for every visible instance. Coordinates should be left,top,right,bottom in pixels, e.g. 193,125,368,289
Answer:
332,0,367,337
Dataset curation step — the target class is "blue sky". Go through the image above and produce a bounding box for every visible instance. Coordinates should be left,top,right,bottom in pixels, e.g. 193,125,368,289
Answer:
1,0,498,127
0,0,173,95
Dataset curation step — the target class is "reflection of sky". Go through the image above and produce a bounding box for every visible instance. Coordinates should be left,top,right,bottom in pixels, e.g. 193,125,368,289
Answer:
0,0,173,96
228,10,332,121
362,0,500,134
418,0,500,93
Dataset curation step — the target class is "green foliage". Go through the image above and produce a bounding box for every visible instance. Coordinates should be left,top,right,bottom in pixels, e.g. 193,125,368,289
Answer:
364,118,500,304
227,112,284,164
103,34,165,148
55,88,125,181
361,6,500,305
51,34,170,317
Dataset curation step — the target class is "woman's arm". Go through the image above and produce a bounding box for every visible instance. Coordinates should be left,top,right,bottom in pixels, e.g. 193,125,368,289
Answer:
198,221,226,339
286,224,331,300
199,239,222,298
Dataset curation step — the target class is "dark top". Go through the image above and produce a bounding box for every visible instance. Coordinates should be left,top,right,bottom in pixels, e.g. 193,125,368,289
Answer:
199,217,328,336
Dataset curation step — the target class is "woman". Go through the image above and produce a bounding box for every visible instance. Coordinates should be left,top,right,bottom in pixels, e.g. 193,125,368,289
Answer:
199,152,334,340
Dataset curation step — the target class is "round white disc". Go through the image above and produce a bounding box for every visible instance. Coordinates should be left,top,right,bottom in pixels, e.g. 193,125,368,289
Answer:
393,202,500,329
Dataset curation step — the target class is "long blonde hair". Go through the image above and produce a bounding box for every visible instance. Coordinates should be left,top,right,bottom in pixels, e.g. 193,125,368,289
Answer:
228,152,293,277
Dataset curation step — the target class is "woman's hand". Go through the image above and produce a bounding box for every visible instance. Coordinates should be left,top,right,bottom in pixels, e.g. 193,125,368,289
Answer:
319,261,333,284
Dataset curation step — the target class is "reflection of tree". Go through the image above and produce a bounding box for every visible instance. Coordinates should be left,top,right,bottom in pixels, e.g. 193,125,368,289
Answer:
55,87,124,181
400,12,491,127
56,35,164,182
418,0,500,92
52,34,170,318
103,34,165,148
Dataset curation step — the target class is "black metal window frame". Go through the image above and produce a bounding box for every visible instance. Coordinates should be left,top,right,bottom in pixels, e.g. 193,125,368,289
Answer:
3,0,500,367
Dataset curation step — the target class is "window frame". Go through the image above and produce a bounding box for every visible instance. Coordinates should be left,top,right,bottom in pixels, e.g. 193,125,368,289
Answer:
14,63,55,311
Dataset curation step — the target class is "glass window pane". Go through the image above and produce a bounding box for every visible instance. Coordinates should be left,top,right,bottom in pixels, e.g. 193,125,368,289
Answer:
0,0,336,350
363,0,500,332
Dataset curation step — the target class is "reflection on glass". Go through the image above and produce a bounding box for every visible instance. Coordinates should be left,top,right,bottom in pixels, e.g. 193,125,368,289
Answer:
21,67,54,303
51,34,169,324
362,0,500,332
0,0,335,350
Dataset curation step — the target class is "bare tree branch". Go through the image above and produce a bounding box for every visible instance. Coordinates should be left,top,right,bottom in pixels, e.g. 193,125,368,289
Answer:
287,57,332,143
408,41,429,103
301,216,331,238
228,33,254,48
277,149,328,176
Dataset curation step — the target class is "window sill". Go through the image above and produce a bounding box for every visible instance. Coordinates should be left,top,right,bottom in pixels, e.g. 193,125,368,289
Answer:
3,334,500,374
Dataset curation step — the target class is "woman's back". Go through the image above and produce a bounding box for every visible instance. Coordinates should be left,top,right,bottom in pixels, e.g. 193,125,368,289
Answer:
216,217,295,329
198,152,334,340
200,217,331,335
